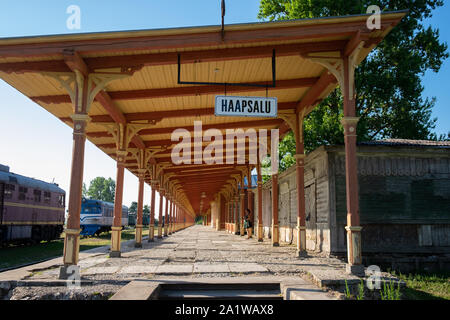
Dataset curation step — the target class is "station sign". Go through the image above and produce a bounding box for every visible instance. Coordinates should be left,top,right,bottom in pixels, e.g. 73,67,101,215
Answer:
215,95,278,118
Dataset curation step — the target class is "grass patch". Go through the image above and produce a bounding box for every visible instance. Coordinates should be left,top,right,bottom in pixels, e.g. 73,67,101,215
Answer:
393,271,450,300
0,227,148,270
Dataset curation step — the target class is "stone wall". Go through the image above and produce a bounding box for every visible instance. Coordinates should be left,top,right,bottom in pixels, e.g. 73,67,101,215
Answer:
254,144,450,258
329,145,450,255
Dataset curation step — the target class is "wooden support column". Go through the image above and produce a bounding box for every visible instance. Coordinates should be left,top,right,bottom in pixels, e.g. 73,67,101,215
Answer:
110,149,127,257
247,166,253,238
164,195,169,236
229,200,233,233
158,188,164,238
170,200,174,234
342,53,363,276
176,205,179,231
256,162,263,242
173,202,176,233
59,69,91,279
234,194,240,234
295,112,307,256
60,113,90,278
172,204,176,232
148,181,157,242
271,172,279,246
134,169,145,248
239,174,245,236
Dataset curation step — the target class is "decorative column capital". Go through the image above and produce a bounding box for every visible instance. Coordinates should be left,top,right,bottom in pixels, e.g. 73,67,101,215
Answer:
116,150,128,164
295,153,306,167
137,168,146,179
340,117,359,136
70,113,91,136
70,113,91,123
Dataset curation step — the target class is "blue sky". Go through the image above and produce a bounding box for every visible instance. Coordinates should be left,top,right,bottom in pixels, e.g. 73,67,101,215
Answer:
0,1,448,215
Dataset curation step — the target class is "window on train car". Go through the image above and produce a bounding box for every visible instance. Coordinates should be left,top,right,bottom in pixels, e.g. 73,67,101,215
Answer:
44,191,51,204
19,186,28,200
4,184,15,199
58,194,65,207
34,189,42,202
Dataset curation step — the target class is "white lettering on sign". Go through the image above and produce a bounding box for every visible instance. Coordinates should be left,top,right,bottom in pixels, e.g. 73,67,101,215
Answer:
215,95,277,118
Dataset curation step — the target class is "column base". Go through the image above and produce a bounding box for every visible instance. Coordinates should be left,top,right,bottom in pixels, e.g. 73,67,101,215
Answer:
134,242,142,248
346,264,365,277
296,250,308,258
258,239,263,242
272,243,279,247
110,251,121,258
59,265,80,280
147,238,154,242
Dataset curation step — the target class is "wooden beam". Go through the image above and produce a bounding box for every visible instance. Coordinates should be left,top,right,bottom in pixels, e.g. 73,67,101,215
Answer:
64,101,297,123
296,72,337,113
0,40,347,73
31,78,317,104
62,50,145,149
0,17,400,57
87,118,283,138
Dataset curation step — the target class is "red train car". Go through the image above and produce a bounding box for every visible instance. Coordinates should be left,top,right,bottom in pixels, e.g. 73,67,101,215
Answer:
0,164,65,245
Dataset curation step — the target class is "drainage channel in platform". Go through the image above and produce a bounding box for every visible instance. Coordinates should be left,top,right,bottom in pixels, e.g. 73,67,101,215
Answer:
156,283,283,300
110,278,334,300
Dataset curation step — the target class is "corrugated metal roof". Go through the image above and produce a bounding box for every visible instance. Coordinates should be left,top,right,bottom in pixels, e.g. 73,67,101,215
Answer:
360,139,450,148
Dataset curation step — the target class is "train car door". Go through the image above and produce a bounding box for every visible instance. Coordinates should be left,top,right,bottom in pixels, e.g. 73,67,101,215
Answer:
0,182,4,224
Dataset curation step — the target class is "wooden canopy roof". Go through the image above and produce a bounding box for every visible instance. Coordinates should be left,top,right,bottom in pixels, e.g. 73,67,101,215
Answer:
0,11,406,216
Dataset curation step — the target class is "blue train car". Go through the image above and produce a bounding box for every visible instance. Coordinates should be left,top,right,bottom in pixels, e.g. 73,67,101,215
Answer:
80,198,128,236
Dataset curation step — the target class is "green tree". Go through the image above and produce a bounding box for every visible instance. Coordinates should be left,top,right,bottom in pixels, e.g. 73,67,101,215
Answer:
258,0,449,170
86,177,116,202
129,201,138,214
82,182,88,198
143,205,150,214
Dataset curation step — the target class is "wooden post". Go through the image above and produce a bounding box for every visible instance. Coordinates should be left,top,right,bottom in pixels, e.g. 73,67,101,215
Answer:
164,196,169,236
239,174,245,236
295,112,307,256
271,173,279,246
110,150,127,258
342,54,363,276
148,182,156,242
157,188,164,238
134,171,145,248
257,162,263,242
60,113,90,278
169,201,173,234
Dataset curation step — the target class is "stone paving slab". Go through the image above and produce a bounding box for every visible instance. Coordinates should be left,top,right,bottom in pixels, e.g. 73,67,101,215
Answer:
119,266,157,274
228,263,269,273
154,264,193,274
78,258,108,269
82,266,120,275
193,263,230,273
